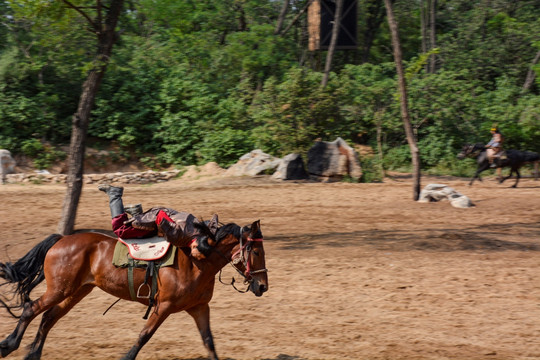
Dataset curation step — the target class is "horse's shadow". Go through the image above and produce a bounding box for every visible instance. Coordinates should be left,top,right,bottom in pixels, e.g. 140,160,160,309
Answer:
274,222,540,253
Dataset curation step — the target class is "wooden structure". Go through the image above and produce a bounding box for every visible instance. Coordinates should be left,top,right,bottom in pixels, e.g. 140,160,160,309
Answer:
308,0,358,51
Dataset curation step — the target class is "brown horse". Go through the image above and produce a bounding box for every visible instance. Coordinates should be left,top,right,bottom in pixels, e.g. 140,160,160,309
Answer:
0,220,268,360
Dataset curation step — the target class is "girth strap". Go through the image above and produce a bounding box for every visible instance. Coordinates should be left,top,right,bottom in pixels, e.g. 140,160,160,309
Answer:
141,261,158,320
128,257,137,301
127,258,159,319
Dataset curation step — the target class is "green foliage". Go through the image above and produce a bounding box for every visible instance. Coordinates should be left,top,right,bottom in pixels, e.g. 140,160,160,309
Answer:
20,139,66,170
358,156,384,183
1,0,539,182
197,127,254,167
250,68,345,156
384,145,412,172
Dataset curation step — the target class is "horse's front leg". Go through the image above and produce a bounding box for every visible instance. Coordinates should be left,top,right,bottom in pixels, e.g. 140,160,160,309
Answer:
187,303,218,360
121,302,172,360
469,169,484,186
512,168,521,188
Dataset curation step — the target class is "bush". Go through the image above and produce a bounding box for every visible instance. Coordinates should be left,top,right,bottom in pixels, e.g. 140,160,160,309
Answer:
21,139,66,170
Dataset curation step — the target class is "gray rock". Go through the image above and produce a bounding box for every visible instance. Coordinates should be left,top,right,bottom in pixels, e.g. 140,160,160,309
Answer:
226,149,281,177
418,184,474,208
307,137,362,182
272,153,308,180
0,149,16,184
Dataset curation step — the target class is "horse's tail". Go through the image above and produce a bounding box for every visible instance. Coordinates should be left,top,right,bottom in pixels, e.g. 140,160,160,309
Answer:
0,233,63,318
527,151,540,162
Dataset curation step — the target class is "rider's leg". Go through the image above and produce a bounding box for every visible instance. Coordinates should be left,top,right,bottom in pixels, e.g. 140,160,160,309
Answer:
156,211,204,258
156,211,185,246
98,185,125,218
486,148,497,168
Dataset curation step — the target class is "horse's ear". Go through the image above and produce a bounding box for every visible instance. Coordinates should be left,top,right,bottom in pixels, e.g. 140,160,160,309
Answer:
250,220,261,236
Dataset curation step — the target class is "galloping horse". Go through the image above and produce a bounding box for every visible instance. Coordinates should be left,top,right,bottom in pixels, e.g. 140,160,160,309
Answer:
0,220,268,360
457,143,539,187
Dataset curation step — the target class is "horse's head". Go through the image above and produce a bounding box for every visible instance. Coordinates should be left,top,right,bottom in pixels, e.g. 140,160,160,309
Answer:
236,220,268,297
194,220,269,297
457,143,484,159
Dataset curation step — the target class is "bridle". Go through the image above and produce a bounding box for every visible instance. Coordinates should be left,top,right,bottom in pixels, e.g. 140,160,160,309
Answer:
459,144,484,159
218,227,268,293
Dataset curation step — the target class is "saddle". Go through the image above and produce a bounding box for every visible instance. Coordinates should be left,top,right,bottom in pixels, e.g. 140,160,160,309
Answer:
117,235,171,261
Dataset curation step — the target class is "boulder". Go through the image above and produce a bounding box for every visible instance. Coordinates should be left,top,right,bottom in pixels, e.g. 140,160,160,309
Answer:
272,153,309,180
225,149,281,177
418,184,474,208
307,137,362,182
0,149,16,184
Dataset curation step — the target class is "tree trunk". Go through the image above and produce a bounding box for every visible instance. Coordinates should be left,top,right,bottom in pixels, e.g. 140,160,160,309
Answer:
376,111,385,179
57,0,125,235
522,50,540,92
321,0,344,87
383,0,421,200
428,0,437,73
420,0,428,72
274,0,290,35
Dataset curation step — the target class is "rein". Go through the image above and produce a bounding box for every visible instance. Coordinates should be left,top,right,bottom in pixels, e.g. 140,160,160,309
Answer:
466,144,486,157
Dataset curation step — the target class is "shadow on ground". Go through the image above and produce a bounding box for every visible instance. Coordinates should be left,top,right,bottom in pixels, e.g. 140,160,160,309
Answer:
273,222,540,253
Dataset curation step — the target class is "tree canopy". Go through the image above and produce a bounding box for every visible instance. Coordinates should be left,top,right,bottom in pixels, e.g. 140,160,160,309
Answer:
1,0,539,178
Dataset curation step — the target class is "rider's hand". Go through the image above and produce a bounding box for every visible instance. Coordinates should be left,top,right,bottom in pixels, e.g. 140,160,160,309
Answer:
190,241,206,260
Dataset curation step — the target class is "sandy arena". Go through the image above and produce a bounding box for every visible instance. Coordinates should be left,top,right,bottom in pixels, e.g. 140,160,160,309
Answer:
1,173,539,360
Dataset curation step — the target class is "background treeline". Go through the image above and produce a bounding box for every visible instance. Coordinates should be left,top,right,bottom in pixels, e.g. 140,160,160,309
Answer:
1,0,539,180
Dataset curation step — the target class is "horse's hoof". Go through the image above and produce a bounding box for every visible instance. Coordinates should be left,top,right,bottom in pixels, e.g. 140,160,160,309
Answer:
0,340,14,358
23,352,41,360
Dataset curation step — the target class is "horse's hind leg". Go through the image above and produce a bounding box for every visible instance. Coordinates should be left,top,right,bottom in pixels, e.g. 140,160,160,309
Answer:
24,284,95,360
0,300,39,357
0,291,62,358
187,304,218,360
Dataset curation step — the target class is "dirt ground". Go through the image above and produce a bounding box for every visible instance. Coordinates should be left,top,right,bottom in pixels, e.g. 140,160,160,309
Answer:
1,172,539,360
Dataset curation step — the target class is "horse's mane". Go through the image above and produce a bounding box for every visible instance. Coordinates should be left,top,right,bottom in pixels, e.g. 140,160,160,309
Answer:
473,143,486,150
215,223,242,243
193,222,242,257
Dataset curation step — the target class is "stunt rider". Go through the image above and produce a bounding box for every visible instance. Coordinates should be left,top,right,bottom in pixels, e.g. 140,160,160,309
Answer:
98,184,212,259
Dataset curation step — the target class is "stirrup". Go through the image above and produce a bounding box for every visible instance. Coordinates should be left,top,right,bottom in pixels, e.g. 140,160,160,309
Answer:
137,283,151,299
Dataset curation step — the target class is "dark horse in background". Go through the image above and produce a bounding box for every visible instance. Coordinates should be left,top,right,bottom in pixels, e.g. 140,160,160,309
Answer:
0,220,268,360
457,143,539,187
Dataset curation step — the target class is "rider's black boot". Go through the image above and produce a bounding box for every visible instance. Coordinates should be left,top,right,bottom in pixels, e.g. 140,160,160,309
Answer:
98,185,125,218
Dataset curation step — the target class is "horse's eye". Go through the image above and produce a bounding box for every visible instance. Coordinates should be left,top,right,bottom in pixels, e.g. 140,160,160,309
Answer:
253,250,260,256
